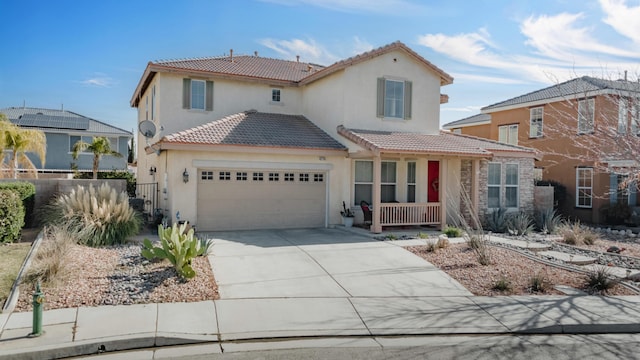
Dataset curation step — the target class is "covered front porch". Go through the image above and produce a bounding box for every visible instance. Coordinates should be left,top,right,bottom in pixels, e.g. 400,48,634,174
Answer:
338,126,489,233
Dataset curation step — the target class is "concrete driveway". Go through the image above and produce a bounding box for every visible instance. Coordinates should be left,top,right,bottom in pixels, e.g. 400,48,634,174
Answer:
204,228,471,299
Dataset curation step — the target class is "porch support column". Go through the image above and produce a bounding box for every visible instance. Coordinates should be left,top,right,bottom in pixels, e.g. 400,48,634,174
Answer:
440,159,447,230
472,159,480,228
372,154,382,233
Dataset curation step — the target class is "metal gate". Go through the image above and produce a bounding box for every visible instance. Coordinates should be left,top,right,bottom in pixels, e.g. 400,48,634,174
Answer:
133,182,158,223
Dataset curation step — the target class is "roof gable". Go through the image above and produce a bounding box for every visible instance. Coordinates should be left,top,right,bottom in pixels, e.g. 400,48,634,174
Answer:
442,113,491,129
131,41,453,107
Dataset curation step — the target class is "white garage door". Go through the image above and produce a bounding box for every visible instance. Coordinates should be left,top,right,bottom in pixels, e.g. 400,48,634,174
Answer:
197,169,327,231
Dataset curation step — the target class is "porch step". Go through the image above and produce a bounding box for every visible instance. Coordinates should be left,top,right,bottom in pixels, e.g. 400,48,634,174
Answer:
537,251,597,265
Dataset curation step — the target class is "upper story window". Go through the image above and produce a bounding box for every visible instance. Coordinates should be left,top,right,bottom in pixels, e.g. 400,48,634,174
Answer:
618,99,628,134
182,78,213,111
578,98,595,134
271,89,281,102
498,124,518,145
632,101,640,135
377,78,412,120
529,107,543,138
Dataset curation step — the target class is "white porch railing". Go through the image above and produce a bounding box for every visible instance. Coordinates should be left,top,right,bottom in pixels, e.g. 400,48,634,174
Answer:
379,202,440,226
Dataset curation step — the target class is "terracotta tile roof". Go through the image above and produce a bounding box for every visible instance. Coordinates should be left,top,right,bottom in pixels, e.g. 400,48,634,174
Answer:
153,55,322,83
482,76,640,111
300,41,453,86
131,41,453,106
337,126,535,157
159,111,346,151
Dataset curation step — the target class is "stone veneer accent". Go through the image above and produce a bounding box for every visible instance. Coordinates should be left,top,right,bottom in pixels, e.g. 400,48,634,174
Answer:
460,156,535,225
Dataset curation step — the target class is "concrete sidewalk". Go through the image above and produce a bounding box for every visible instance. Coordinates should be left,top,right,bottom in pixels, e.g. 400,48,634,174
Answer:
2,295,640,359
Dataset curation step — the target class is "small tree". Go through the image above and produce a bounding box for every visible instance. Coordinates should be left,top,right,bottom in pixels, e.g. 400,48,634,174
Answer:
0,114,46,179
72,136,123,179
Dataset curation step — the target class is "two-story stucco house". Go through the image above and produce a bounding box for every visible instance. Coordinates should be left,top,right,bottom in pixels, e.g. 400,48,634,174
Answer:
131,41,536,232
443,76,640,224
1,106,132,175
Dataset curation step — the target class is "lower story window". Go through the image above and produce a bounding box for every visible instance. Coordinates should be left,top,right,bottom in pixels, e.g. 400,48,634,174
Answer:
407,161,416,203
576,167,593,208
505,164,519,208
488,163,501,208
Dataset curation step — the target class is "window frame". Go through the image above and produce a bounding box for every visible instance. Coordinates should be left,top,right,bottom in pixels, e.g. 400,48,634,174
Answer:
578,98,595,134
576,167,593,208
618,98,628,134
380,161,397,202
504,163,519,208
271,88,281,103
190,79,206,110
354,160,373,205
407,161,416,203
498,124,518,145
487,163,501,209
529,107,543,138
384,79,405,119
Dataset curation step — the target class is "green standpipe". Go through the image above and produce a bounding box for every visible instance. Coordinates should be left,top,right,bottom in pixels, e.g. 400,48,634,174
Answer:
30,281,44,337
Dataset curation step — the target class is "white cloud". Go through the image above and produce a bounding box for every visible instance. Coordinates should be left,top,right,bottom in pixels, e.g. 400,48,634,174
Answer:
599,0,640,44
521,12,638,61
258,38,339,65
259,0,428,15
351,36,375,56
79,73,114,87
451,73,528,85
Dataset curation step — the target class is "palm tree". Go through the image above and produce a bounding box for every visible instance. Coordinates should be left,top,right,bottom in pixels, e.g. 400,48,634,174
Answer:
0,114,47,179
72,136,123,179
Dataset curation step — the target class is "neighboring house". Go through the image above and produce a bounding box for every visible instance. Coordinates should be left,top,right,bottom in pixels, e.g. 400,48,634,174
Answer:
0,107,132,174
131,41,536,232
443,76,640,224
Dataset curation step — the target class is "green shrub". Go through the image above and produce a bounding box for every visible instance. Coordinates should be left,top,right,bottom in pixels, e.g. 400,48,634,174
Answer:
0,182,35,228
484,208,508,233
0,189,25,243
584,267,618,295
507,212,534,236
602,203,632,225
443,226,463,237
44,183,141,247
535,208,561,234
141,223,201,279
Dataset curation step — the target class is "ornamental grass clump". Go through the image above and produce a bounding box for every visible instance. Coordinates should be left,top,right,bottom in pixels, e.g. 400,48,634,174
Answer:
44,183,141,247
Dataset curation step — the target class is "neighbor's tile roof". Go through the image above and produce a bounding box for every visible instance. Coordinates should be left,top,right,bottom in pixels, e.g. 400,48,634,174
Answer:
442,113,491,129
0,107,132,136
338,126,535,157
483,76,640,111
153,55,323,83
160,111,347,151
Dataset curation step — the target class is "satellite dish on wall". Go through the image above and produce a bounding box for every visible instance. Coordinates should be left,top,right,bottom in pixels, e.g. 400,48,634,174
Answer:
138,120,157,138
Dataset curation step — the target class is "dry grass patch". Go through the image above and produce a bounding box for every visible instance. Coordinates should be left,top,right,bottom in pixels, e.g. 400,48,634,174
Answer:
0,242,31,309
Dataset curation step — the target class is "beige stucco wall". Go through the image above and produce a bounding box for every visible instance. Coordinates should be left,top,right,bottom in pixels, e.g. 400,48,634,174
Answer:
155,149,350,227
303,50,443,148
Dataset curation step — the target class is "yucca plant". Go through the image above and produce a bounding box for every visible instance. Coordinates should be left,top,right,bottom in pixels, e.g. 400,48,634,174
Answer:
535,208,561,234
484,208,508,233
44,183,141,247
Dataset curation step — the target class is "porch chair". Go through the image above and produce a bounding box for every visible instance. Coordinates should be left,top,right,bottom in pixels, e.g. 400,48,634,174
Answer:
360,201,372,225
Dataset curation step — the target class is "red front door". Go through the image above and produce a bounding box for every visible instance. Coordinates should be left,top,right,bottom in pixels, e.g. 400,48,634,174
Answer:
428,161,440,203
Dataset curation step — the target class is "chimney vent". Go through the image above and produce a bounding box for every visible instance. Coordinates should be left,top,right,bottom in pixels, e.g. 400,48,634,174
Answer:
229,49,233,62
307,65,313,72
254,51,258,57
296,55,300,62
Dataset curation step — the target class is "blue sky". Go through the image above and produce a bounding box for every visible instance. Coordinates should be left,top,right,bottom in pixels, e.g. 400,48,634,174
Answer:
1,0,638,132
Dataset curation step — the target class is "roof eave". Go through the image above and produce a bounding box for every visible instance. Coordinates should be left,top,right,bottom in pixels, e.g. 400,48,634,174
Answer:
152,141,347,155
442,120,491,130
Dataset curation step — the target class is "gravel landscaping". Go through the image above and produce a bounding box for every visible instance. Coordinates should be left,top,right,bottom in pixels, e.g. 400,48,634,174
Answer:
408,240,639,296
13,239,219,312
